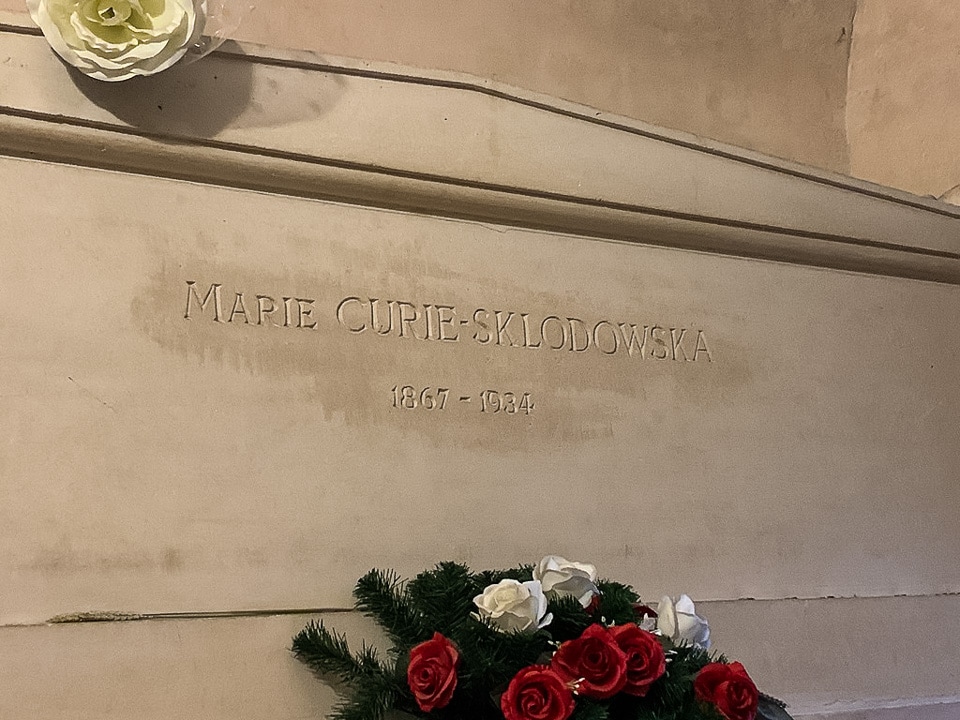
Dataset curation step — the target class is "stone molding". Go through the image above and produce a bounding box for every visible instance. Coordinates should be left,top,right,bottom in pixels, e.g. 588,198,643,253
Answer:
1,17,959,284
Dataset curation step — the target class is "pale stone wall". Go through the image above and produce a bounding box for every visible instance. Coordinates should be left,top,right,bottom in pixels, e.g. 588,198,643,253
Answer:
10,0,960,198
847,0,960,197
230,0,857,175
0,0,856,173
2,6,960,720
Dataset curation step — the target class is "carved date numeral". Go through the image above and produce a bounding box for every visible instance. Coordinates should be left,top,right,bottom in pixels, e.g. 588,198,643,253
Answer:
391,386,449,410
479,390,534,416
390,386,534,416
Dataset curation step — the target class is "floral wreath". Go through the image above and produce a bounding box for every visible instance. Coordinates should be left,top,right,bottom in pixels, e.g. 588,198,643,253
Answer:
293,556,793,720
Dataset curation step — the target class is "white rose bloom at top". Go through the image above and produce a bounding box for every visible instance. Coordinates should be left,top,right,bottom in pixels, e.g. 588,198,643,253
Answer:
27,0,205,82
657,594,711,649
533,555,599,607
473,579,553,634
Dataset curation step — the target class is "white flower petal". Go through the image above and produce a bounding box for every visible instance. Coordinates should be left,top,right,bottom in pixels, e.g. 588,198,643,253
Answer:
534,555,599,607
29,0,203,81
675,594,697,615
474,578,549,634
657,594,710,649
657,595,678,638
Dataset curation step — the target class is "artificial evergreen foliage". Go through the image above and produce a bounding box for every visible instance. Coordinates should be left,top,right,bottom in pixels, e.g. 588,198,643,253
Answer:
593,581,643,625
292,621,400,720
353,568,428,647
405,562,480,637
292,562,791,720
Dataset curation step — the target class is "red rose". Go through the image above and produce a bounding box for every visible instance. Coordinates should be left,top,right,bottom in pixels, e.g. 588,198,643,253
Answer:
501,666,575,720
632,603,658,620
607,623,666,696
694,661,759,720
585,594,603,616
551,624,627,699
406,632,460,712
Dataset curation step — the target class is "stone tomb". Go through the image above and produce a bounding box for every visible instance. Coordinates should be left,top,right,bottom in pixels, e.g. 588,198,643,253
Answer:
3,154,956,618
1,20,959,720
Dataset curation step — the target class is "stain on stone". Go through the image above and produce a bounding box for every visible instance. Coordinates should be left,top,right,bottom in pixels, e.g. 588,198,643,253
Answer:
162,548,185,572
23,540,184,576
127,221,752,455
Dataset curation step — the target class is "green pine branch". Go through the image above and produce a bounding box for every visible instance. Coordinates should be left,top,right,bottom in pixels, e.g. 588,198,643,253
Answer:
453,619,549,695
641,642,724,720
327,676,399,720
473,564,535,588
595,581,641,626
571,698,610,720
292,620,401,720
292,620,389,685
354,568,428,647
406,562,478,637
547,595,593,640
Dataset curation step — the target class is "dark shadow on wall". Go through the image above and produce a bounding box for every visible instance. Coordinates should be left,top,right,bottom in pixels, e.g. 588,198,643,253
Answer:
66,41,254,138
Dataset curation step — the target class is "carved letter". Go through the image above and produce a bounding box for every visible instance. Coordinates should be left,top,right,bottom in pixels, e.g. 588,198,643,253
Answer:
423,304,436,341
436,305,459,342
397,301,422,339
228,292,250,324
567,318,590,352
184,281,223,322
521,313,541,349
256,295,277,326
618,323,649,358
370,298,394,336
693,330,713,362
670,328,689,361
650,325,668,359
541,316,568,350
495,311,521,347
283,297,295,327
593,321,620,355
336,297,366,333
297,298,317,329
473,309,492,344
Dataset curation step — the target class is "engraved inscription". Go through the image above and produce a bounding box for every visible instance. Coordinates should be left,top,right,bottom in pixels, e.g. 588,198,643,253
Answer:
337,296,713,361
479,390,534,415
181,283,714,362
391,385,535,415
184,282,318,329
391,386,450,411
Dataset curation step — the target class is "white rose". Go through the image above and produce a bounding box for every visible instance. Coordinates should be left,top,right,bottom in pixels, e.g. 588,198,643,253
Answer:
657,594,711,649
533,555,599,607
472,579,553,634
27,0,206,82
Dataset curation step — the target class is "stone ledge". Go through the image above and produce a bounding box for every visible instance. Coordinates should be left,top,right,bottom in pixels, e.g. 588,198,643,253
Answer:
2,23,959,283
3,597,958,720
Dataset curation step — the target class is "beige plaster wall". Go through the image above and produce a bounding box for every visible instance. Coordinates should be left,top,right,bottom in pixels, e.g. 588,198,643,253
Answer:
847,0,960,197
0,0,856,173
13,0,960,200
2,7,959,719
